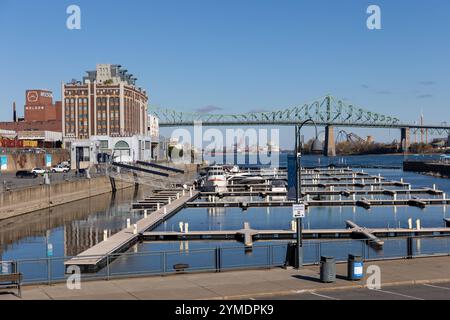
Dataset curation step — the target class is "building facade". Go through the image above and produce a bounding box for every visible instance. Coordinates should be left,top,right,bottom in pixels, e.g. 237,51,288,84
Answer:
63,64,152,165
62,64,148,143
0,90,62,132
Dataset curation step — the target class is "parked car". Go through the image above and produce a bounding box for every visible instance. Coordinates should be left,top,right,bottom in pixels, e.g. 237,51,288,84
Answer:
31,168,47,175
59,161,70,168
16,170,38,179
51,165,70,173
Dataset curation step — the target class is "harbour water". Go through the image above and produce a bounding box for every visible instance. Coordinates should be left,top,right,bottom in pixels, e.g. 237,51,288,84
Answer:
1,154,449,282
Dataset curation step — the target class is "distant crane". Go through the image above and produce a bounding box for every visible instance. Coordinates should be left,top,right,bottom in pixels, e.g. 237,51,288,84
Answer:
335,130,368,145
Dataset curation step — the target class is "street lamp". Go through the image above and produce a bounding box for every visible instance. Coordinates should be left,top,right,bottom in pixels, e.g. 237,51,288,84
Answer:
294,119,323,269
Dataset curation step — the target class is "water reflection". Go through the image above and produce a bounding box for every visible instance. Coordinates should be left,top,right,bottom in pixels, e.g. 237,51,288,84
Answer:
0,185,153,259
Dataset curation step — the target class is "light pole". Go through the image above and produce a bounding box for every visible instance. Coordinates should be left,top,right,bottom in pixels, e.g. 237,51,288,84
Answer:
294,119,323,269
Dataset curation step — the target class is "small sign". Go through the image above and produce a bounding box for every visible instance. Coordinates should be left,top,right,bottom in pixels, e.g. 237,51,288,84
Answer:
47,243,53,257
45,154,52,167
292,203,306,218
0,156,7,171
354,262,364,277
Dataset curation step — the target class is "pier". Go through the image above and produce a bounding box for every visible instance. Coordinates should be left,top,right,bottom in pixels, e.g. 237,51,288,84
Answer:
65,188,199,272
142,220,450,249
184,198,450,209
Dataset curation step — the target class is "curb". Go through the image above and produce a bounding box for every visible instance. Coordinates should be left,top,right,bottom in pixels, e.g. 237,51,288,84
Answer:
205,278,450,300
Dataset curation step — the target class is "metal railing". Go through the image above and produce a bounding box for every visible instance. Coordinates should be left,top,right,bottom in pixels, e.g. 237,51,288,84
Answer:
1,236,449,286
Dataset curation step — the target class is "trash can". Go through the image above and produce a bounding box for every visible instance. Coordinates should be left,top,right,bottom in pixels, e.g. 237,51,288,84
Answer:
320,256,336,283
347,254,364,281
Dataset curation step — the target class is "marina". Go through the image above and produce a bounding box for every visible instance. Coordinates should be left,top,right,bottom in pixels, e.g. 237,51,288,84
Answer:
2,155,450,283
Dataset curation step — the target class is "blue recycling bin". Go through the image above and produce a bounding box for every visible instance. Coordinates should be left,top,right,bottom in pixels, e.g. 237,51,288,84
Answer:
347,254,364,280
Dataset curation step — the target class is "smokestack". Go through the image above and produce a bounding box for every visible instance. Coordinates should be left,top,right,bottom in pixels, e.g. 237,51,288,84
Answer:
13,102,17,122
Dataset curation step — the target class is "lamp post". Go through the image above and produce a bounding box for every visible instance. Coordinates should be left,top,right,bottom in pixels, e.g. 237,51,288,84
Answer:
294,119,323,269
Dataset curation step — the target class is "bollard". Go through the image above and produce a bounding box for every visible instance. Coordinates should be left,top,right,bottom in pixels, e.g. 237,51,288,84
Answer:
408,218,413,230
179,222,184,233
416,219,421,230
168,197,172,204
103,230,108,241
184,223,189,233
182,190,185,196
144,210,148,219
126,218,131,229
157,203,161,210
177,193,180,199
133,224,138,235
291,220,296,231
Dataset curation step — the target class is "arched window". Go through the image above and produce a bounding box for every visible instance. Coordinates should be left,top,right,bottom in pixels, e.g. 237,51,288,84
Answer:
114,141,130,150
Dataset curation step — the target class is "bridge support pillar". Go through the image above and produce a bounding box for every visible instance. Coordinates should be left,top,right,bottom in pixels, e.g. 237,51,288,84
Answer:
401,128,411,153
324,125,336,157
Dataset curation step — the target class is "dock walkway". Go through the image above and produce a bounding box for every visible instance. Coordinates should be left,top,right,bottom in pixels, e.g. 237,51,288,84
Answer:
65,189,199,271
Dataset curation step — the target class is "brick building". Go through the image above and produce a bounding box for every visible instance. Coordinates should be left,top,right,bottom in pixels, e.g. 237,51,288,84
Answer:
62,64,148,141
63,64,153,165
0,90,62,132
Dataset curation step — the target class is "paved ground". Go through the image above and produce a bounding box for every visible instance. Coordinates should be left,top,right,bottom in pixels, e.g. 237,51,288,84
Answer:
1,256,450,300
260,282,450,300
0,170,102,191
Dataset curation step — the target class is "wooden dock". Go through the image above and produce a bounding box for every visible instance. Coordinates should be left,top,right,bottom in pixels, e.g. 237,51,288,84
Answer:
199,188,442,198
142,220,450,249
64,189,200,272
184,198,450,209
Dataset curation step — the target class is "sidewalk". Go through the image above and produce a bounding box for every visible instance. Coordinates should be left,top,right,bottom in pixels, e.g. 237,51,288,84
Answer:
2,256,450,300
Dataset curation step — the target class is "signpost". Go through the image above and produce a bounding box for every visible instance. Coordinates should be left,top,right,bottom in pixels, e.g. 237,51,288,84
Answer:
293,202,305,268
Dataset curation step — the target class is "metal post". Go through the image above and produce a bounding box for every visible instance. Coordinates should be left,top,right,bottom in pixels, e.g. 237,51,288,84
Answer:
106,255,110,280
295,125,303,269
407,237,413,259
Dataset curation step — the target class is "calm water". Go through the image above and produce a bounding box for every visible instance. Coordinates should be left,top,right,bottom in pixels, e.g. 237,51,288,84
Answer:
1,154,449,281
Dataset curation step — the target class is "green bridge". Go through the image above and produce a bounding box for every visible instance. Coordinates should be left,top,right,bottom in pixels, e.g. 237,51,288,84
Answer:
150,95,450,156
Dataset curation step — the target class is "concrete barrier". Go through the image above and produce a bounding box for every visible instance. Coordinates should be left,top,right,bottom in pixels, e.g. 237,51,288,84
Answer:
0,176,133,220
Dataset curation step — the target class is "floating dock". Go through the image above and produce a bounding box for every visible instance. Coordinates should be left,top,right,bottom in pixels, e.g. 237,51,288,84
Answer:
65,189,199,272
142,219,450,249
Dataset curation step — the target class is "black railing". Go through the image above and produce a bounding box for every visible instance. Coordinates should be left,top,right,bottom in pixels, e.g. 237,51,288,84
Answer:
1,236,449,286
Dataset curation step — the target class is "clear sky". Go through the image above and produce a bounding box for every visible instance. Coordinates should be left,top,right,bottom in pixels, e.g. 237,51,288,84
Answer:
0,0,449,147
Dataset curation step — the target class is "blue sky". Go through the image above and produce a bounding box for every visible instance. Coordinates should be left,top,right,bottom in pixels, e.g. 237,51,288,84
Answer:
0,0,449,147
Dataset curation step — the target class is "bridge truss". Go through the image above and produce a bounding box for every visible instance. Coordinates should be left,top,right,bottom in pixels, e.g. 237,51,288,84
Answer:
150,95,450,134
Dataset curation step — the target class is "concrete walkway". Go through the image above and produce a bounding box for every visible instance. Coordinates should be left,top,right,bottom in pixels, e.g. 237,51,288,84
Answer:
1,256,450,300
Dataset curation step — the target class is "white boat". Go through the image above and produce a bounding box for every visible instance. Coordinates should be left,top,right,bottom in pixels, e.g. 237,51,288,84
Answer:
270,179,287,201
205,165,227,192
